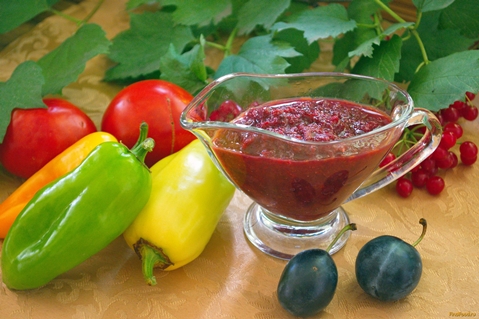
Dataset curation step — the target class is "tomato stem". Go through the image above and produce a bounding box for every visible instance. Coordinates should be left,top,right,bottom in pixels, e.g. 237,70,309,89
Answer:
411,218,427,247
326,223,357,254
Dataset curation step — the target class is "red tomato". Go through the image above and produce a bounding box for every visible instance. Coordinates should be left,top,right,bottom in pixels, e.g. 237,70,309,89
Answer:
101,80,196,167
0,98,97,179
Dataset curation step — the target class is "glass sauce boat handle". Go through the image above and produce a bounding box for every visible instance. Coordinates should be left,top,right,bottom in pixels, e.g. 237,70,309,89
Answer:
345,108,443,203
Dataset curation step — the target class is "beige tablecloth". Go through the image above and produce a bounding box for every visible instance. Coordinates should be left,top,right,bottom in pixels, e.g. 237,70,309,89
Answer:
1,1,478,318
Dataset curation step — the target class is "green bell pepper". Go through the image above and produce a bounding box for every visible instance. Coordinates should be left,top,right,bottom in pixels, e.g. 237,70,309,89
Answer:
1,123,154,290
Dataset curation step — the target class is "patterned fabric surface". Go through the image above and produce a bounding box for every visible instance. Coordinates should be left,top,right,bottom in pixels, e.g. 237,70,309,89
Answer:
1,1,478,318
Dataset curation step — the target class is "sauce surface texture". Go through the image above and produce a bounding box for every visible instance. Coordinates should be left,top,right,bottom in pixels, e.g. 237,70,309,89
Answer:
232,98,391,142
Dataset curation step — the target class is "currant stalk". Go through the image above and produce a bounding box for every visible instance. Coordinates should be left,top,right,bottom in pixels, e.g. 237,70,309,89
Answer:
50,0,106,27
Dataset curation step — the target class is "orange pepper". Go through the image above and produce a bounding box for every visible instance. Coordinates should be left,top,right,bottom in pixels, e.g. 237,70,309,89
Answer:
0,131,117,238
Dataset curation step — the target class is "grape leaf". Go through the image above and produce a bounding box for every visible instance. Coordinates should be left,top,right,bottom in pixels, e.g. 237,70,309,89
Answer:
236,0,290,35
0,0,59,34
214,34,301,78
105,11,194,81
159,41,208,94
352,34,402,82
396,11,475,83
168,0,232,26
271,3,356,44
274,28,320,73
407,50,479,111
37,23,111,96
0,61,46,142
439,0,479,38
412,0,455,13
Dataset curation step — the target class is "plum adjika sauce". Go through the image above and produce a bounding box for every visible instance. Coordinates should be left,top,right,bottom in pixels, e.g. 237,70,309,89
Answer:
232,97,391,141
212,97,394,221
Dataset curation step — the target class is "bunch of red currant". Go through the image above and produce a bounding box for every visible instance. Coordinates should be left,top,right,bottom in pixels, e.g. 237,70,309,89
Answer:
382,92,478,198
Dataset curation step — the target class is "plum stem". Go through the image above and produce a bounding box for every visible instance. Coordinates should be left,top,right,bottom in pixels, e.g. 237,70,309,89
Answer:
326,223,357,254
412,218,427,247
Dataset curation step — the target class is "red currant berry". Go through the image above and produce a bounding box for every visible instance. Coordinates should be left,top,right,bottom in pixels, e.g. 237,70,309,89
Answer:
396,177,413,198
438,131,457,150
436,154,453,169
463,106,478,121
443,122,463,139
450,100,467,114
209,100,242,122
448,151,458,169
441,107,460,123
426,176,445,195
379,152,396,168
460,141,478,159
434,112,444,126
431,147,448,161
461,155,477,166
411,165,421,173
421,157,437,175
411,169,428,188
465,91,476,101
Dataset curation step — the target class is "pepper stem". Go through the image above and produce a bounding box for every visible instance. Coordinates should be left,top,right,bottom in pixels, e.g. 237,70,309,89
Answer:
133,238,174,286
326,223,357,254
411,218,427,247
130,122,155,163
131,122,149,149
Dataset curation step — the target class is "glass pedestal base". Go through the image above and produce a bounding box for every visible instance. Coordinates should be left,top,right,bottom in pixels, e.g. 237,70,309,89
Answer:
243,202,351,260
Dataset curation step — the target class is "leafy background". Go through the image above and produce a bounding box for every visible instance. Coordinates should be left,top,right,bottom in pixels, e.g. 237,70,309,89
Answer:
0,0,479,142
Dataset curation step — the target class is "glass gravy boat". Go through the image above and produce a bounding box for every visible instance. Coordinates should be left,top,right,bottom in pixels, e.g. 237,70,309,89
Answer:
180,72,442,260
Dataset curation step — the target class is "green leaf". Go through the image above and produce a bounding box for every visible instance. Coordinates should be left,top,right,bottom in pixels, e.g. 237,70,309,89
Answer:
0,0,59,34
126,0,159,10
412,0,455,13
396,11,475,83
352,34,402,82
159,41,208,94
271,3,356,44
214,34,301,78
37,23,111,96
311,79,388,105
407,50,479,111
105,11,194,81
348,35,403,101
0,61,46,143
274,28,320,73
348,22,412,58
439,0,479,38
236,0,290,35
168,0,232,26
332,0,392,67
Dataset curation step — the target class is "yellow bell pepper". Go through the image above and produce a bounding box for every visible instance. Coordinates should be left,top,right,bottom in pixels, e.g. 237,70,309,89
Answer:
123,139,235,285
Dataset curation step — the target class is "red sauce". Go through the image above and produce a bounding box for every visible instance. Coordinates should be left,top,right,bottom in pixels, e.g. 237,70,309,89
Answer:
212,98,394,221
